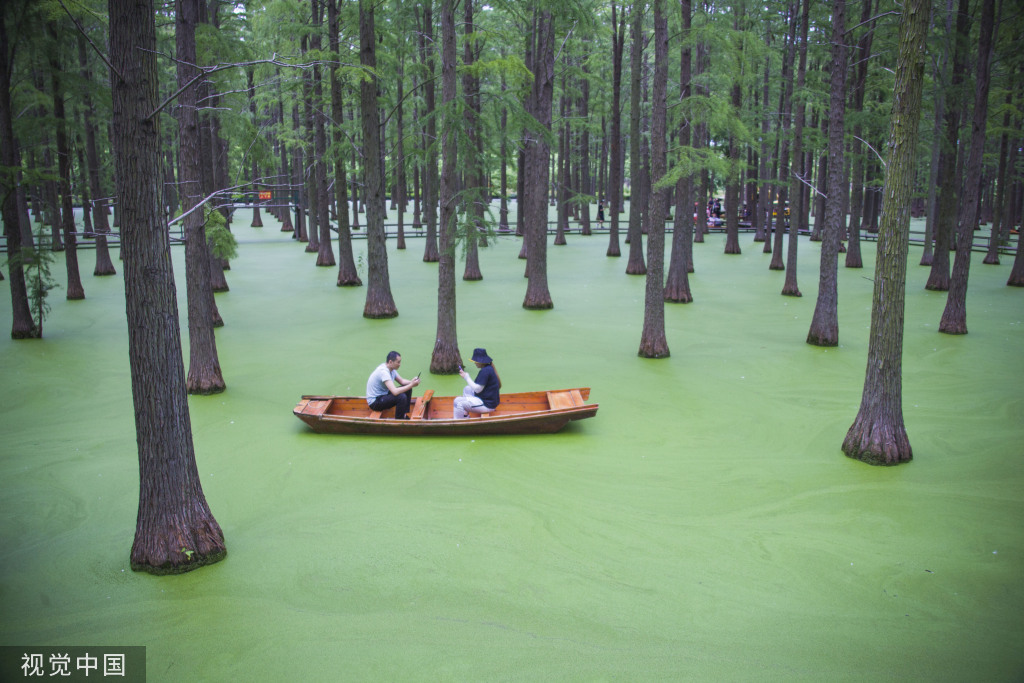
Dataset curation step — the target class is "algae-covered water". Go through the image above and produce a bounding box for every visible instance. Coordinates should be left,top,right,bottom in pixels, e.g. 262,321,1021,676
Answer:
1,208,1022,681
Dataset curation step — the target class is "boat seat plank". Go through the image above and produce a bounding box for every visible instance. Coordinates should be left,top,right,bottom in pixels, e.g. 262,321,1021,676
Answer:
547,390,582,410
369,410,383,419
302,399,331,416
411,390,434,420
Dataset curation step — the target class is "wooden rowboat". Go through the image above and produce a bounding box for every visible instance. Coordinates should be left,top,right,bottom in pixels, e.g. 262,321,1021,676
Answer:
294,388,598,436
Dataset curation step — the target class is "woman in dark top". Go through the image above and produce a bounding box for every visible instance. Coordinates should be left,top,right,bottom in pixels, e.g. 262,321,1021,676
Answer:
454,348,501,418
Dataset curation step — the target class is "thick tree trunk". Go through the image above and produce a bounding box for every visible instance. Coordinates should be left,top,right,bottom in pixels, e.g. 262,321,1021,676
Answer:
807,0,846,347
360,0,398,318
431,0,462,373
939,0,995,335
639,0,669,358
110,0,225,573
843,0,930,466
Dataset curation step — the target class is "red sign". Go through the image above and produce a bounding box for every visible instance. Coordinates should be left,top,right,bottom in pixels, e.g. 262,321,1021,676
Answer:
258,191,271,200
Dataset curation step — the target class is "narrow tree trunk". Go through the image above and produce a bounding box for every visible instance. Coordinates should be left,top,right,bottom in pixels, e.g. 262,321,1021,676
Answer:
783,0,809,297
607,3,626,257
48,27,85,300
625,2,646,275
420,3,440,262
843,0,930,466
328,0,360,286
77,34,116,276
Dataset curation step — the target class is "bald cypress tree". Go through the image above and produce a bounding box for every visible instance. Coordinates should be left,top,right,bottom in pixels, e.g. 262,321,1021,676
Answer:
843,0,931,466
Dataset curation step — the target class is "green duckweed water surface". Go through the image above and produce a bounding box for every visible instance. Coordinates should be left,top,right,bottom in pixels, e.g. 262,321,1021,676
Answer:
1,208,1022,681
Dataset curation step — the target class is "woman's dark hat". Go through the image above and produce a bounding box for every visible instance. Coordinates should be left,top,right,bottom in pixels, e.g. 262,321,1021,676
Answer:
471,348,492,364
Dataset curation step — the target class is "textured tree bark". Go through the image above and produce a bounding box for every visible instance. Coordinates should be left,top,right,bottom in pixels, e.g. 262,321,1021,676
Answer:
939,0,995,335
769,4,796,272
664,0,693,303
624,2,646,275
843,0,930,466
110,0,226,572
606,3,625,258
431,0,462,374
638,0,670,359
76,35,116,277
420,4,440,263
522,9,555,310
723,5,745,256
0,12,37,338
806,0,846,347
783,0,809,297
311,1,336,268
925,0,969,292
47,29,85,301
177,0,225,395
360,0,398,318
462,0,483,281
328,0,360,286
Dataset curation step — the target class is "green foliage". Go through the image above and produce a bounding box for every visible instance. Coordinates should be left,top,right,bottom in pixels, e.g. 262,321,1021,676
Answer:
3,223,60,335
204,205,237,261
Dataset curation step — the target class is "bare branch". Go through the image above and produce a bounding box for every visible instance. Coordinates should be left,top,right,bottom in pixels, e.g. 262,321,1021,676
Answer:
56,0,122,82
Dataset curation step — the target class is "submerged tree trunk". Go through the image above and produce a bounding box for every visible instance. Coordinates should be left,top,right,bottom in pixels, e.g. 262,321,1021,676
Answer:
177,0,225,395
420,3,440,263
607,3,626,258
431,0,462,373
665,0,693,303
0,13,37,337
939,0,995,335
783,0,809,297
360,0,398,318
110,0,225,573
807,0,846,347
843,0,930,466
77,34,116,277
329,0,360,286
625,2,646,275
639,0,669,358
522,9,555,310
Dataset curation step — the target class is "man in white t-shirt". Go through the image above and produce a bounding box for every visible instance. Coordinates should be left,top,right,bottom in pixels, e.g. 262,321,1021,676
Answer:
365,350,420,419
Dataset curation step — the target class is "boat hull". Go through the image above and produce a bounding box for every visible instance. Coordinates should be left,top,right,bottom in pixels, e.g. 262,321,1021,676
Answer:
294,388,597,436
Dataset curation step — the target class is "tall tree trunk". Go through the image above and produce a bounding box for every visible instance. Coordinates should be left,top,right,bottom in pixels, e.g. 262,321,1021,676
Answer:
639,0,669,358
360,0,398,318
926,0,969,291
844,0,876,270
522,8,555,309
77,34,116,276
939,0,995,334
329,0,360,285
430,0,462,373
0,11,37,337
843,0,930,466
625,2,646,275
806,0,847,347
177,0,225,395
48,26,85,300
110,0,225,574
783,0,809,297
769,4,797,271
607,2,626,257
462,0,483,280
723,3,745,255
420,3,440,262
665,0,693,303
